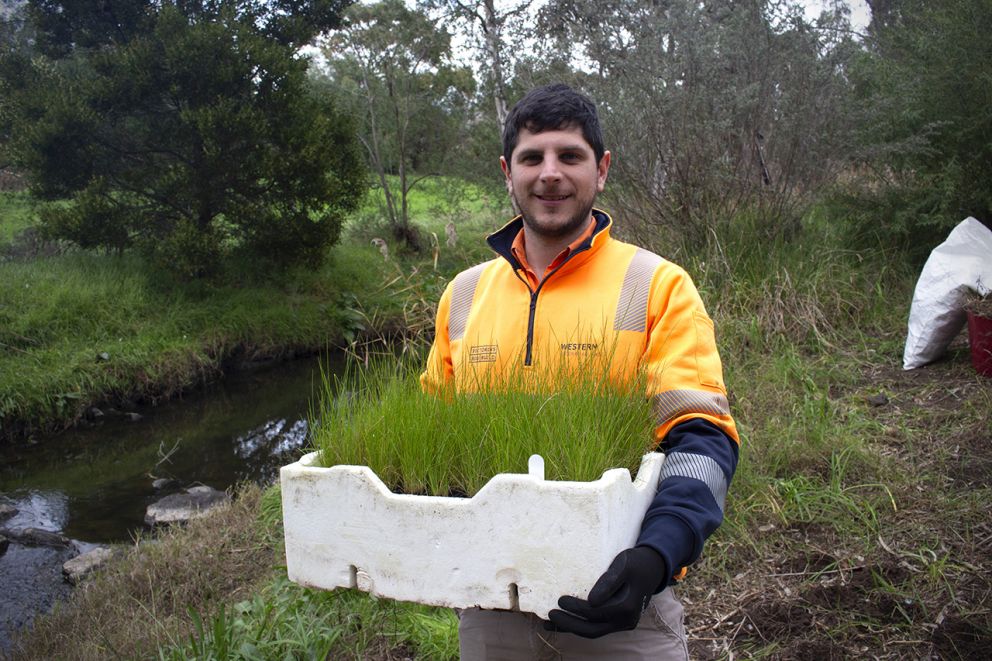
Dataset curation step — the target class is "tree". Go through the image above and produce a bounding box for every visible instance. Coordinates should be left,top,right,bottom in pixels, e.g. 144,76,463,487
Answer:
421,0,533,133
0,0,32,169
324,0,474,250
0,0,366,277
538,0,861,251
846,0,992,246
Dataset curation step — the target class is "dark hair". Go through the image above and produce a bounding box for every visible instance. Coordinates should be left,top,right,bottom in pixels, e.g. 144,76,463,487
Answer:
501,83,605,167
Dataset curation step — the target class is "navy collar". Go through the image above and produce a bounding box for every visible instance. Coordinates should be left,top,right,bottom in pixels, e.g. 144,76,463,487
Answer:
486,209,612,269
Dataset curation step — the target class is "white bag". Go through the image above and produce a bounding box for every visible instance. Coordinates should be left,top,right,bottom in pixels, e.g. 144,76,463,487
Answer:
903,217,992,369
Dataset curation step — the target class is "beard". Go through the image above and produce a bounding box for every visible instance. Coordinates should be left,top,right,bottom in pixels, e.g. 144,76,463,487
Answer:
512,190,596,241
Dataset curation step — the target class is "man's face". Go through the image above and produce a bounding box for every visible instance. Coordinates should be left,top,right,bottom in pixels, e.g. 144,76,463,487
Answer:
500,124,611,241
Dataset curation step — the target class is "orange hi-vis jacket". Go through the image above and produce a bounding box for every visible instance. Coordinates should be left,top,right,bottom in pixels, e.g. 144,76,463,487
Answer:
421,209,740,584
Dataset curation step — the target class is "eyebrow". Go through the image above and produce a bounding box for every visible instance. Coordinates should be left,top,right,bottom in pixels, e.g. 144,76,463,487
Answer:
514,145,589,160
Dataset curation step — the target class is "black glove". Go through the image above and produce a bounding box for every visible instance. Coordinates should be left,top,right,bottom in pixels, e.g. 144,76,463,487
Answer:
545,546,667,639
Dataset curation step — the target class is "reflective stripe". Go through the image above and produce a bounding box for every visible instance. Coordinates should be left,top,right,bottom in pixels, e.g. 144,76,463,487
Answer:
613,248,664,332
659,451,728,512
653,390,731,426
448,262,487,341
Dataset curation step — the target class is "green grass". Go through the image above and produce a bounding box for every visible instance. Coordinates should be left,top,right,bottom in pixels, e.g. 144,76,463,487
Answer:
0,191,36,246
0,249,368,440
162,576,459,661
359,175,506,235
314,360,655,495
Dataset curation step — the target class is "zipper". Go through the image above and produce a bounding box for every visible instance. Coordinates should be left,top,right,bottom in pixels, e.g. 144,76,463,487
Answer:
515,243,593,366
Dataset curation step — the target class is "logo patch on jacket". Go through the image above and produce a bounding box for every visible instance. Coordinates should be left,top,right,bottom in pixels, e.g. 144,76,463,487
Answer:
469,345,498,363
560,342,599,353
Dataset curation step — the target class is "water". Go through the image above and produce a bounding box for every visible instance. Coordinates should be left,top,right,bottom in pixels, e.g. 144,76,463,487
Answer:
0,353,344,649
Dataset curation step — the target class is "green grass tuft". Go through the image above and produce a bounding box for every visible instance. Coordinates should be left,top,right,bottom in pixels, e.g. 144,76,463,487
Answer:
313,359,656,495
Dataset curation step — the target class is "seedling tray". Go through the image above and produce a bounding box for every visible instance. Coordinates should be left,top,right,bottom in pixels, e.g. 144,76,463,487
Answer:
280,452,664,619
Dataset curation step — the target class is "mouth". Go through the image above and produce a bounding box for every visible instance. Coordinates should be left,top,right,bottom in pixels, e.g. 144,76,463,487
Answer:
536,194,570,202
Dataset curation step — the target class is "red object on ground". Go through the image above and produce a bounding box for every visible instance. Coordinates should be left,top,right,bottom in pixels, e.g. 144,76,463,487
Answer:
967,310,992,377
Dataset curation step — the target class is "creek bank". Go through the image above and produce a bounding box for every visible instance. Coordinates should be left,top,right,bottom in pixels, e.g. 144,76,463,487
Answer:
0,484,232,653
0,351,342,651
1,342,329,447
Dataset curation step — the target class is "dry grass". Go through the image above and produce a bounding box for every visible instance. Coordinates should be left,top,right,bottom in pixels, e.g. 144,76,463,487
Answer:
5,485,276,661
681,337,992,659
965,293,992,318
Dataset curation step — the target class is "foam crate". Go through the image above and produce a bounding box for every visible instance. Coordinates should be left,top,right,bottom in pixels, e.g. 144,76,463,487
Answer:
280,452,664,619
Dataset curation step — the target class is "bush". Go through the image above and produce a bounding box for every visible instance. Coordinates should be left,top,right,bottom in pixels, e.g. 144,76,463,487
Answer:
0,1,366,279
834,0,992,249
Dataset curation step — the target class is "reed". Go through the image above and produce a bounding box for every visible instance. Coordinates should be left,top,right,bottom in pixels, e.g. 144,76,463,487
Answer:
313,357,657,496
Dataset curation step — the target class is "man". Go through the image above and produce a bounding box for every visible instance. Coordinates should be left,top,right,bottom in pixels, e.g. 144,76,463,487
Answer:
421,84,739,659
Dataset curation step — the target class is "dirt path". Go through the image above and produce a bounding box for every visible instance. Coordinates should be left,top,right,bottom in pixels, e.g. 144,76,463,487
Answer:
685,343,991,659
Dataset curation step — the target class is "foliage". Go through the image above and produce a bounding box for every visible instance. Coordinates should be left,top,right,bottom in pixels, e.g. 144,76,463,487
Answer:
538,0,861,252
831,0,992,254
162,575,459,661
0,0,366,278
314,358,655,495
0,189,35,246
421,0,534,133
320,0,475,251
0,0,32,167
0,242,368,441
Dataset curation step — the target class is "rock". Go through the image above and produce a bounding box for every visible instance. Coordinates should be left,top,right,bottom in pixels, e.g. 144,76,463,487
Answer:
152,478,180,490
125,412,143,422
12,527,71,548
0,502,17,522
62,547,115,585
145,486,230,526
97,352,110,361
0,534,8,556
868,393,890,407
87,406,105,419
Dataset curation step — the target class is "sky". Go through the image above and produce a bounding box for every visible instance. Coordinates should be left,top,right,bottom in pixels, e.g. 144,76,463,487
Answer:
305,1,875,73
803,0,872,33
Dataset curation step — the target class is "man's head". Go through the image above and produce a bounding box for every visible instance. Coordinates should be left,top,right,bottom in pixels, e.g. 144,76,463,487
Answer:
501,83,605,167
499,84,611,244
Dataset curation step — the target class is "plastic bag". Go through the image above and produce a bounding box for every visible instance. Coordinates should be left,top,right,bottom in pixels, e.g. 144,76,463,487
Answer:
903,217,992,370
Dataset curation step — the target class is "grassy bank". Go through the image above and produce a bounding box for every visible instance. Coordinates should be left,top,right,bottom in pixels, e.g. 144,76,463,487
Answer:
7,195,991,658
0,249,372,441
0,182,497,443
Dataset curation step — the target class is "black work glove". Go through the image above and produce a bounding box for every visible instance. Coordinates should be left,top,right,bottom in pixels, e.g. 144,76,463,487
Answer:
544,546,667,639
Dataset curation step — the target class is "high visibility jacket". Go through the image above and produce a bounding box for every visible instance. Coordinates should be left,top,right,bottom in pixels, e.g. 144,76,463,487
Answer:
421,210,740,584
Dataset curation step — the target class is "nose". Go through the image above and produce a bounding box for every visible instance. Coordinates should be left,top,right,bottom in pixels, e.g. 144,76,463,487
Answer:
539,154,562,183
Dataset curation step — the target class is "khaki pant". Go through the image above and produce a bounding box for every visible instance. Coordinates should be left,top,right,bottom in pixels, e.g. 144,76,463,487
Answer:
458,588,689,660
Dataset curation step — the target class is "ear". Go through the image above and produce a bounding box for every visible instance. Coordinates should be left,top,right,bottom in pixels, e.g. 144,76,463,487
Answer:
596,151,611,192
500,156,512,193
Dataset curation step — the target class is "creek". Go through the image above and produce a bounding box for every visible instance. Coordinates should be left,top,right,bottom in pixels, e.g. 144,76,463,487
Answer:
0,353,344,651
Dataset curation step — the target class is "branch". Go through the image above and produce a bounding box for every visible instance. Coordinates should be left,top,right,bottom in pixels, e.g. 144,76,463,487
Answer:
406,172,438,192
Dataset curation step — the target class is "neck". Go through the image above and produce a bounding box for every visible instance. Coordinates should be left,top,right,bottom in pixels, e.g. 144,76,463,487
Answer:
522,215,593,278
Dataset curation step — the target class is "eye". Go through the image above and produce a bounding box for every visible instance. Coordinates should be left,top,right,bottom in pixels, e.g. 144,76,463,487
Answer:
560,152,581,162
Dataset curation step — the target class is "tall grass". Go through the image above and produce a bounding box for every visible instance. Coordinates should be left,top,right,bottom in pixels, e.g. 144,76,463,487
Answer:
0,249,367,440
0,191,36,246
161,576,459,661
313,359,656,495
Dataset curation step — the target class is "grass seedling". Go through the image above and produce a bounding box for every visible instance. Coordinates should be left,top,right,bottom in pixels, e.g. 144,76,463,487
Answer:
313,354,658,496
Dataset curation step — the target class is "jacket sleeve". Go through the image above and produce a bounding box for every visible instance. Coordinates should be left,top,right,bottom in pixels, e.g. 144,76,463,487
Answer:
635,265,740,586
420,281,455,394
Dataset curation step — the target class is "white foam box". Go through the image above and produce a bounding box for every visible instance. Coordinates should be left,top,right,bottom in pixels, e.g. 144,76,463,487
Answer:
280,451,664,619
